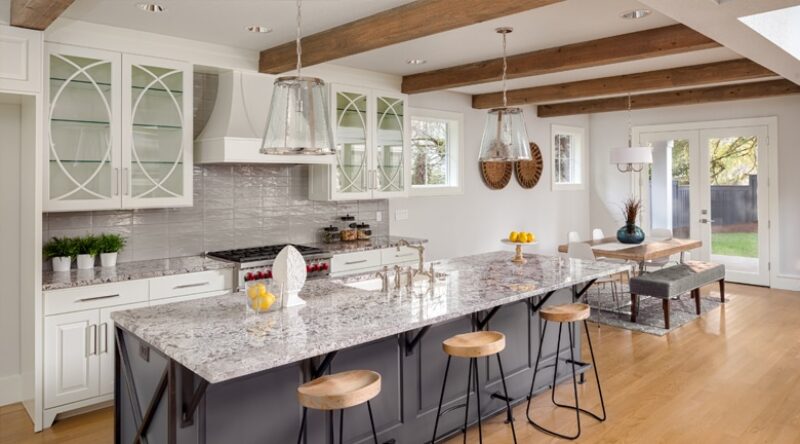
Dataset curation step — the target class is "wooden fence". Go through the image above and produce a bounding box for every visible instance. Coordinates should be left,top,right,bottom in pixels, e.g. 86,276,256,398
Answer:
672,175,757,232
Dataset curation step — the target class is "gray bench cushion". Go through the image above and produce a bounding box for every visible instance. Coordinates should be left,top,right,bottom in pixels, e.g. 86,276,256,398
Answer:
630,261,725,299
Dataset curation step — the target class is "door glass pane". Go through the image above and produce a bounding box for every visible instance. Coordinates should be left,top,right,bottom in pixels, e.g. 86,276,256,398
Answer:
129,64,184,199
335,91,368,194
49,54,114,201
376,96,404,192
708,136,759,271
648,138,691,239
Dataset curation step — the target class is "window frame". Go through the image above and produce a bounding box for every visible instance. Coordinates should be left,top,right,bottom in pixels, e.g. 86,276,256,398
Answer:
408,108,464,197
551,124,586,191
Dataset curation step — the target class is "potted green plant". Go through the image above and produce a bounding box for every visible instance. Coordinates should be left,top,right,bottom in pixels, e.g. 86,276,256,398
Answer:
97,233,126,267
75,235,100,269
43,237,77,272
617,198,645,244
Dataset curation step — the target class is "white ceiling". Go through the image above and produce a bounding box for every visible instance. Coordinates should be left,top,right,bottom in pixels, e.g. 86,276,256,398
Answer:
59,0,753,95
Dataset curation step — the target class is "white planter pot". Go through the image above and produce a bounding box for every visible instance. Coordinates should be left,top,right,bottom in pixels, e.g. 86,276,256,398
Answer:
76,254,95,270
100,252,118,267
51,257,72,272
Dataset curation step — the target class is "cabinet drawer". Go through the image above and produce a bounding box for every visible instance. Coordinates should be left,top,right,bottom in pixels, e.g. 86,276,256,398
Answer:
149,289,231,306
44,280,149,316
381,246,420,266
149,270,232,301
331,250,382,275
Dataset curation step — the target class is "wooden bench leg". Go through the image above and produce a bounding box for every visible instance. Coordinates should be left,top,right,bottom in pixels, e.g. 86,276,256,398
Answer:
719,279,725,303
630,294,638,322
663,299,670,329
693,289,701,315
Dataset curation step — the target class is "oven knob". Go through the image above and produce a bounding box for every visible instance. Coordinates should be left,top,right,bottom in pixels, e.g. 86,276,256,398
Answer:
255,271,265,280
310,263,319,272
245,272,254,281
306,264,312,272
266,270,272,279
320,263,329,271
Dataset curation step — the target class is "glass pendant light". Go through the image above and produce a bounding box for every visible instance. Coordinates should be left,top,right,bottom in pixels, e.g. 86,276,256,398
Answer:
478,27,532,162
610,94,652,172
261,0,334,155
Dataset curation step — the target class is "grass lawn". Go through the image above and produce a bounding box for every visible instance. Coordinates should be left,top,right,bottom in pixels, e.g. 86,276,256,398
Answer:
712,232,758,258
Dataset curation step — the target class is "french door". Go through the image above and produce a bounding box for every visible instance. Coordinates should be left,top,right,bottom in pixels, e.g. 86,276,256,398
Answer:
637,119,773,286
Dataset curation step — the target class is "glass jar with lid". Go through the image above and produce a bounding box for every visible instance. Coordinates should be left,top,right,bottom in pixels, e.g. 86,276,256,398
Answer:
339,214,357,242
320,225,339,244
356,222,372,240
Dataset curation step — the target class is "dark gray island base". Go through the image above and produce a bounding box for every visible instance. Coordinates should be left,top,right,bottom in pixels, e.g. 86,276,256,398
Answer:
112,252,630,444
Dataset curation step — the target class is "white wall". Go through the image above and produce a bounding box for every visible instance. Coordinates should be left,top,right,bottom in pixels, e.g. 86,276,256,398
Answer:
390,91,591,261
589,95,800,286
0,101,22,406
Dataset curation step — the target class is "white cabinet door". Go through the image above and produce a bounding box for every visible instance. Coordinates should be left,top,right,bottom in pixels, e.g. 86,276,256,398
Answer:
0,25,42,93
44,310,101,408
372,91,409,198
121,54,193,209
98,302,148,395
330,84,373,200
44,44,122,212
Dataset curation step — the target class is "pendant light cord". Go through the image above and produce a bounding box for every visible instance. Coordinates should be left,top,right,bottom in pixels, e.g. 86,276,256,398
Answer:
296,0,302,77
627,93,632,148
502,31,508,108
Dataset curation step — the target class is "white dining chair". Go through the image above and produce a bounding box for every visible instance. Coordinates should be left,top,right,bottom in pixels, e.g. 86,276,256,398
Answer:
567,243,624,315
568,231,581,243
592,228,605,241
645,228,679,270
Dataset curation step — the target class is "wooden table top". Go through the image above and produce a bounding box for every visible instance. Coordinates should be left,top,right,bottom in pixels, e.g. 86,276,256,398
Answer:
557,237,702,262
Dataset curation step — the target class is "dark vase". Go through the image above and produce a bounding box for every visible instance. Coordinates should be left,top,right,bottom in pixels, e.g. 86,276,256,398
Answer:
617,223,645,244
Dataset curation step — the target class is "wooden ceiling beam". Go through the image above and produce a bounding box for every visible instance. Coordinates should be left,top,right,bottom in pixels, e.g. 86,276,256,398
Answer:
10,0,74,31
472,59,775,109
536,79,800,117
259,0,564,75
402,24,720,94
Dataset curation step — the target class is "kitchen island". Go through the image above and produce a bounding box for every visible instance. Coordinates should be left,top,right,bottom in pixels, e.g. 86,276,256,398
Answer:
112,252,630,443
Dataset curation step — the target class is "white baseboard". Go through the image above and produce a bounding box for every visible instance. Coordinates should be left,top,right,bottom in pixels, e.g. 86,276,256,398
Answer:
0,374,22,407
773,274,800,292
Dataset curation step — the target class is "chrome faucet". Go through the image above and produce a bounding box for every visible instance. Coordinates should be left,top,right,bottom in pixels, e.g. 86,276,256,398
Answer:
394,265,403,290
396,239,425,273
375,266,389,292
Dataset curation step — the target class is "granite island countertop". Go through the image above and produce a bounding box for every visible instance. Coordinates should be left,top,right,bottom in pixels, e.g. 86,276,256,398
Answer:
112,252,631,384
42,256,234,291
308,235,427,255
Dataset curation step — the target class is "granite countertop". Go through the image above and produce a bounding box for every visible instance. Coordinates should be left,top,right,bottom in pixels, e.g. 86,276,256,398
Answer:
42,256,234,291
309,235,427,254
112,252,631,384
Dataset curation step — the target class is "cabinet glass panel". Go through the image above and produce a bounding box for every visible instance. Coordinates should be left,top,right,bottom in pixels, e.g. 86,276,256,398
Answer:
48,54,114,201
335,91,369,194
129,63,184,199
375,96,404,192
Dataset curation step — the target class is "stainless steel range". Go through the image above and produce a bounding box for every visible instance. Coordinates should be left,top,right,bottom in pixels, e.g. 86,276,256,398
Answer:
207,244,332,291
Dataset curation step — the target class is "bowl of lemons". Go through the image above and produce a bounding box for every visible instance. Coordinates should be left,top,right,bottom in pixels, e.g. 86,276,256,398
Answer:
501,231,538,264
246,281,280,313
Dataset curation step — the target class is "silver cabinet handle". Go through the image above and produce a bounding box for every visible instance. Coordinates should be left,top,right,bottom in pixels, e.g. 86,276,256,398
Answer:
77,293,120,303
173,281,210,290
99,323,108,354
87,324,97,356
395,253,415,258
113,168,119,196
345,259,368,265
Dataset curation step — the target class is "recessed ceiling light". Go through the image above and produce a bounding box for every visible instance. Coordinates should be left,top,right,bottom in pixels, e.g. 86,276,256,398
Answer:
246,25,273,33
620,8,651,19
406,59,427,65
136,3,166,13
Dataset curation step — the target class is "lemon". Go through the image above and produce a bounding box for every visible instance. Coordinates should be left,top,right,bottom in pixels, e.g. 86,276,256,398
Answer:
528,233,536,243
524,232,533,243
509,231,519,242
259,292,276,311
247,286,259,300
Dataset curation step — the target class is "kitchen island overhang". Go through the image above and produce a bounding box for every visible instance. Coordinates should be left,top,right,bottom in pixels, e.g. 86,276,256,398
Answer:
112,252,630,443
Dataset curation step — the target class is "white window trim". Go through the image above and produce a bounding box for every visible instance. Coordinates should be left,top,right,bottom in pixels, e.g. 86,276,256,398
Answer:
409,108,464,197
551,124,586,191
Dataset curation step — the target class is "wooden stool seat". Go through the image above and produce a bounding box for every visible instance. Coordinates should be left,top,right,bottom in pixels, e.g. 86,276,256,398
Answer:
540,303,590,323
442,331,505,358
297,370,381,411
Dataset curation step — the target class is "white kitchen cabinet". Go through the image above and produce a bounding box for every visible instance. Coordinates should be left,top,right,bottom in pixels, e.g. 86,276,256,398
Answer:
330,247,420,277
44,310,101,409
44,44,193,212
309,84,409,201
0,25,42,93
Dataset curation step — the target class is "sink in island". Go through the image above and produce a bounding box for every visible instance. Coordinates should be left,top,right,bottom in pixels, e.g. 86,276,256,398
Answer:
112,251,630,443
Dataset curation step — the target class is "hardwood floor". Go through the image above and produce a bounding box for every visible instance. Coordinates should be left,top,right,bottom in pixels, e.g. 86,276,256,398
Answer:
2,283,799,443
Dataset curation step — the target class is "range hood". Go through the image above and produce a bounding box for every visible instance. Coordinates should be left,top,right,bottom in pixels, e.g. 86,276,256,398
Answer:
194,71,334,165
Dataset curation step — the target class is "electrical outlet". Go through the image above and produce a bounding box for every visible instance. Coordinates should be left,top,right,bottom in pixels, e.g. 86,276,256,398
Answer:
376,211,382,222
395,209,409,221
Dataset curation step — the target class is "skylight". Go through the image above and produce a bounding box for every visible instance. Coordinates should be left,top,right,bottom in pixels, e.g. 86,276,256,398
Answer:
739,5,800,61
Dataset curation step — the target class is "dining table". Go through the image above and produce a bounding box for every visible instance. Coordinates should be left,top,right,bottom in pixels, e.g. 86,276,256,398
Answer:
557,236,703,274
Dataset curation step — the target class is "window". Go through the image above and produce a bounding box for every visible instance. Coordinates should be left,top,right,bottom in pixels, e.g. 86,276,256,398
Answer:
551,124,586,191
409,108,463,196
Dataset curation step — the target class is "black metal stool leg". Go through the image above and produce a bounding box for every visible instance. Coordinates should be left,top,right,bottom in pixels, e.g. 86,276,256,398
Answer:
549,323,564,407
367,401,379,444
431,355,451,444
565,322,582,439
584,319,607,422
496,353,518,444
463,357,473,443
339,408,344,444
329,411,335,444
472,358,483,444
526,321,549,422
296,407,307,444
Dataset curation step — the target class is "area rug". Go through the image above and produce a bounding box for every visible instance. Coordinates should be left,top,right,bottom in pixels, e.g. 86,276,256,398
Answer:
584,281,729,336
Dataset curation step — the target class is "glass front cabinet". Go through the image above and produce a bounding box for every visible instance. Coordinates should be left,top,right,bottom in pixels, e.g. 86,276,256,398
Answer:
309,84,409,200
45,44,192,211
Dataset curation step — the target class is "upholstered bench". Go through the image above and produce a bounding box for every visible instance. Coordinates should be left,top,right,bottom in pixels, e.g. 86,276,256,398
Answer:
629,261,725,329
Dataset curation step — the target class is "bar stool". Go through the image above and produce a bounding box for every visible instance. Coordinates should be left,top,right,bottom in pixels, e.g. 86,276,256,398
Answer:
431,331,517,444
526,303,606,440
296,369,381,444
